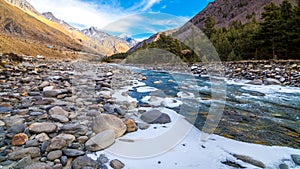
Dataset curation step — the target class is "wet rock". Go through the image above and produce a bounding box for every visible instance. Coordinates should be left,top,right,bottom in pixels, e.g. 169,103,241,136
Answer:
62,149,85,157
110,159,125,169
77,136,89,144
47,150,62,161
41,141,50,154
12,133,28,146
279,163,289,169
43,90,62,97
24,162,52,169
264,78,281,85
8,147,41,160
114,107,125,116
36,133,50,142
140,110,171,124
92,114,126,138
85,129,115,152
71,156,98,169
53,164,63,169
291,154,300,165
124,119,138,132
138,123,150,130
28,122,57,133
246,79,263,85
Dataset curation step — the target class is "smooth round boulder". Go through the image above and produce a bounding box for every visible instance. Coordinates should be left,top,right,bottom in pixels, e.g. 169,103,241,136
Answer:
92,114,126,138
85,129,115,152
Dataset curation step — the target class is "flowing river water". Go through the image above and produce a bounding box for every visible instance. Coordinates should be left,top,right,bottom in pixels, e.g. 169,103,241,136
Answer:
125,68,300,149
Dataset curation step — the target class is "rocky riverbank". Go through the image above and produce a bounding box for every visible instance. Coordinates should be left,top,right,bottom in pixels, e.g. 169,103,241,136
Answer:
191,60,300,87
0,57,160,168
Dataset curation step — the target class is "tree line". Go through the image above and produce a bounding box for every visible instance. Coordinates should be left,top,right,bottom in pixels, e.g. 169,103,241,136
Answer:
203,0,300,61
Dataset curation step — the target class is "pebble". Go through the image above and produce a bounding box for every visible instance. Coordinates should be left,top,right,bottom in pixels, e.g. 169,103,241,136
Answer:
140,110,171,124
124,119,138,132
47,150,62,161
11,133,28,146
110,159,125,169
71,156,98,169
36,133,50,142
62,149,85,157
24,162,52,169
8,147,41,160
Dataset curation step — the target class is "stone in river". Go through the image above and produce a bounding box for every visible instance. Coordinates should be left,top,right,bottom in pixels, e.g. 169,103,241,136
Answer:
8,147,41,160
114,107,126,116
12,133,28,146
110,159,125,169
279,163,289,169
246,79,263,85
92,114,126,138
8,124,25,134
24,162,52,169
124,119,138,132
28,122,57,133
60,156,68,166
85,129,115,152
264,78,281,85
71,156,98,169
140,110,171,124
291,154,300,165
47,150,62,161
62,149,85,157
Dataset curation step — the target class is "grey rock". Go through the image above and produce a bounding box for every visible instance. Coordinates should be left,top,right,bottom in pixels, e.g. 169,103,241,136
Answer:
14,156,32,169
264,78,281,85
8,147,41,160
110,159,125,169
114,107,125,116
140,110,171,124
71,156,98,169
54,133,75,145
50,114,69,123
47,150,62,161
138,123,150,130
60,124,88,135
49,106,69,117
25,139,39,147
98,154,109,164
28,122,57,133
36,133,50,142
53,164,63,169
8,124,26,134
246,79,263,85
60,156,68,166
41,141,50,154
43,90,62,97
0,106,13,113
62,149,85,157
85,129,115,152
291,154,300,165
279,163,289,169
24,162,52,169
233,154,265,168
47,138,67,152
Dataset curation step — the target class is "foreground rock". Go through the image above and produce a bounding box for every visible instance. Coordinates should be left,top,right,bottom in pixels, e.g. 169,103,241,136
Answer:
92,114,127,138
85,129,115,152
8,147,41,160
28,122,57,133
140,110,171,124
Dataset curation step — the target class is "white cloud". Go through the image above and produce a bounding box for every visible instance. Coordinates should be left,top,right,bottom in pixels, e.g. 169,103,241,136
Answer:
26,0,187,40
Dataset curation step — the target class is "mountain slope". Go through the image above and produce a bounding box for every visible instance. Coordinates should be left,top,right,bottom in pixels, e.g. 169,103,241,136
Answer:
0,0,84,57
190,0,296,28
5,0,38,14
82,27,137,56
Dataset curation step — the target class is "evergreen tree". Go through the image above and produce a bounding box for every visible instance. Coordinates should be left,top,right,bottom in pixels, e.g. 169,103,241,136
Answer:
203,16,216,39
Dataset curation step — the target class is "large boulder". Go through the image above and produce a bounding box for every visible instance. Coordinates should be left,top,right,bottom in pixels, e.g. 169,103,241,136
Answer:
85,129,115,152
92,114,126,138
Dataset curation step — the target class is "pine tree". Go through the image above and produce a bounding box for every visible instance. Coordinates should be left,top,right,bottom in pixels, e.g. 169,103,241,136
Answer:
203,16,216,39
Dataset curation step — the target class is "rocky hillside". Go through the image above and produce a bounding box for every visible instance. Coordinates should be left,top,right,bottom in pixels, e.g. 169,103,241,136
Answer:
190,0,296,28
82,27,137,56
42,12,74,31
4,0,39,14
0,0,85,58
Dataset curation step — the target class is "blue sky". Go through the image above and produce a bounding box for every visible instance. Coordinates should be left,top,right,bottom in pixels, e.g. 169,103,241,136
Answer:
27,0,213,40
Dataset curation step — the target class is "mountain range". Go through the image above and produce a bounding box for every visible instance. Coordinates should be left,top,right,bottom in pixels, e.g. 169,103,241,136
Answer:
0,0,136,58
